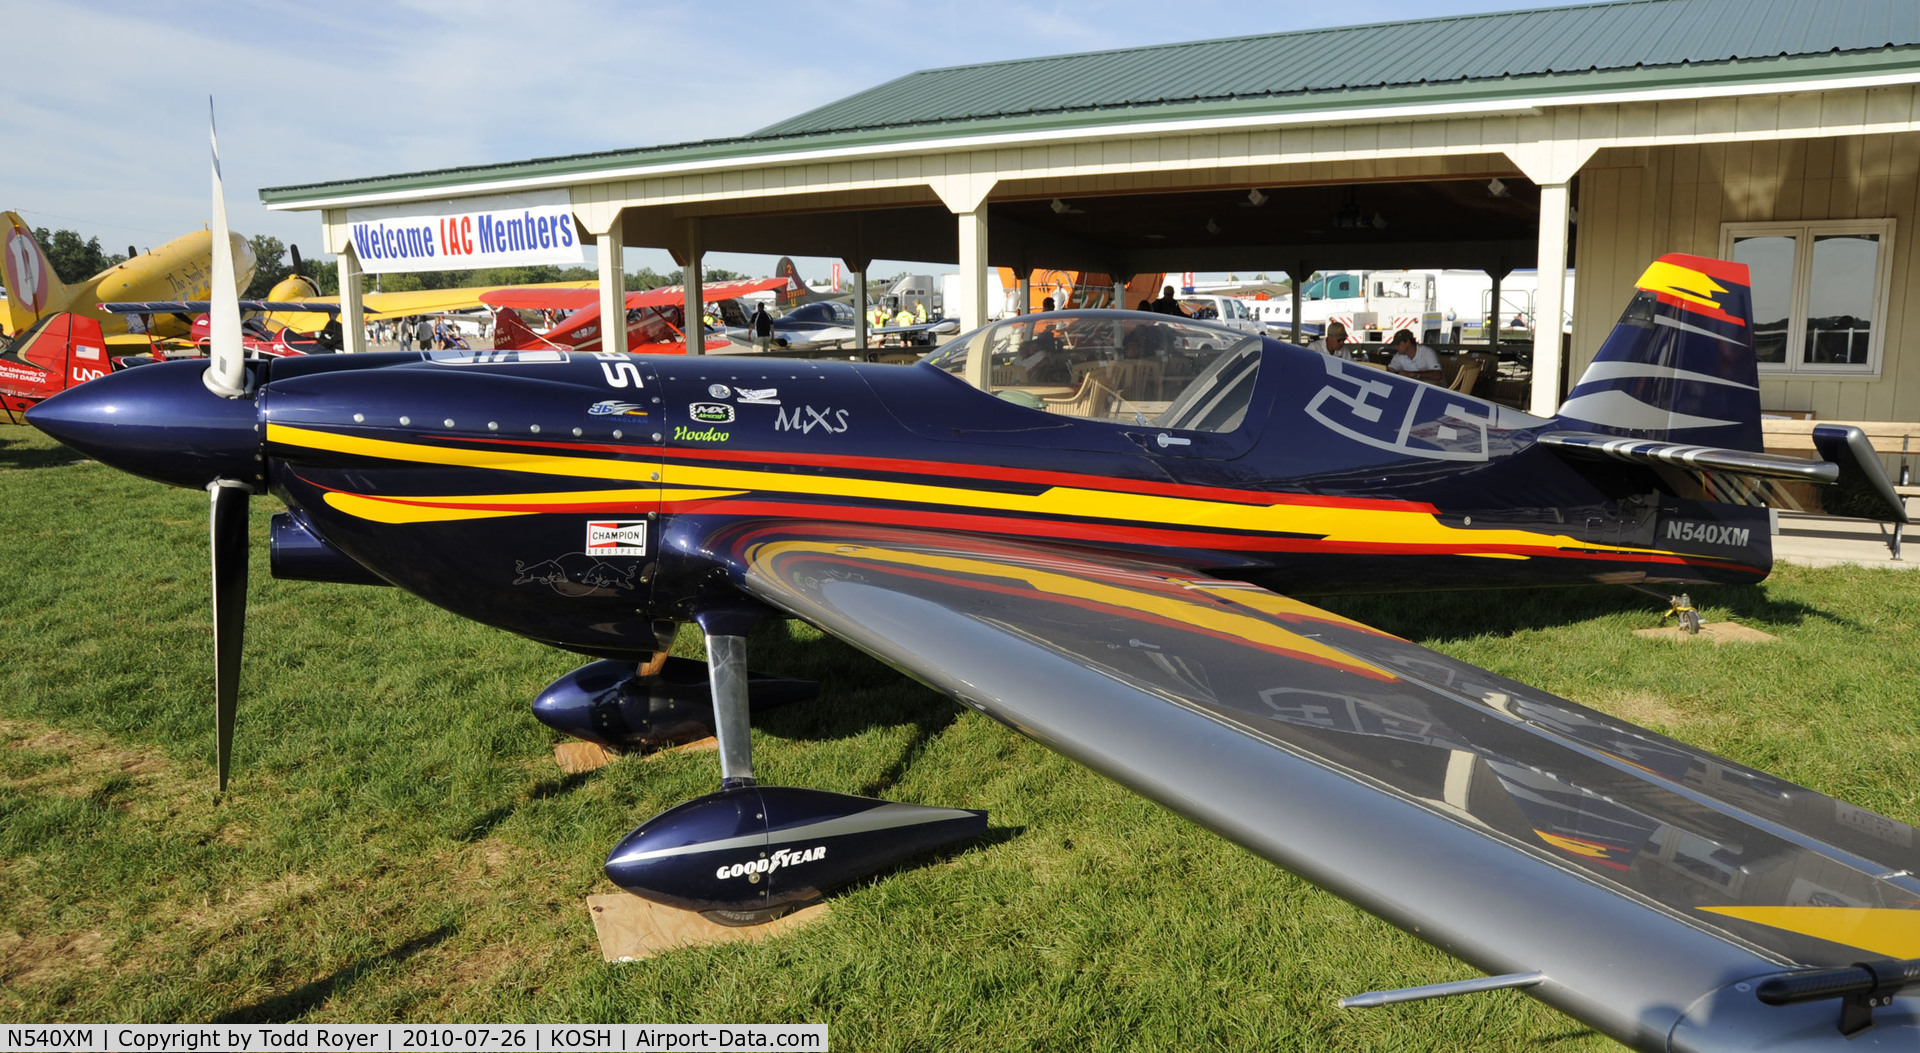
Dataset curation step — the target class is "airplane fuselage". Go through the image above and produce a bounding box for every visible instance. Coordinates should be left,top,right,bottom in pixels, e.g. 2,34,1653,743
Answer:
234,340,1770,659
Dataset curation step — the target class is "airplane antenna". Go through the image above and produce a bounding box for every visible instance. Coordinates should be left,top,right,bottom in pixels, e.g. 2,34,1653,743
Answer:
203,97,248,399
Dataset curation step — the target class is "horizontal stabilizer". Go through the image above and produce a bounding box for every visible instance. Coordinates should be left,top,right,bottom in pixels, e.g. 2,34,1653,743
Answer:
1809,423,1910,523
1539,431,1837,482
1540,429,1907,524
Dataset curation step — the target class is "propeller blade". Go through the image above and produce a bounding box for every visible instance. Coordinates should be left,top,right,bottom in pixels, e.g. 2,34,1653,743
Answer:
290,243,306,277
203,97,248,400
209,480,249,792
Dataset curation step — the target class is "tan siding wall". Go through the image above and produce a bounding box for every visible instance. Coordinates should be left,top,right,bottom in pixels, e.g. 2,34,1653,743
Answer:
1573,132,1920,421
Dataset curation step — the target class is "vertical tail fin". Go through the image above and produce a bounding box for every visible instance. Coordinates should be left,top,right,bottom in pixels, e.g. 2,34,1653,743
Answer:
1554,254,1762,452
3,212,75,336
773,257,815,307
490,307,545,350
3,312,106,412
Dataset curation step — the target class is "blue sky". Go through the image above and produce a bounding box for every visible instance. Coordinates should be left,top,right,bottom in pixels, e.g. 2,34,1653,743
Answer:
6,0,1594,283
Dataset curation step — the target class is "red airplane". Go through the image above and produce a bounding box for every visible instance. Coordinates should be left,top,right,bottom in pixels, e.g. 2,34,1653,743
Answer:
0,312,109,418
484,277,795,354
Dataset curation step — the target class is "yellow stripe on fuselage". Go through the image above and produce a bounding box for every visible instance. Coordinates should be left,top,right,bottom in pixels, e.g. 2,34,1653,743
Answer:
318,487,746,525
663,461,1632,556
269,423,1663,559
270,423,663,480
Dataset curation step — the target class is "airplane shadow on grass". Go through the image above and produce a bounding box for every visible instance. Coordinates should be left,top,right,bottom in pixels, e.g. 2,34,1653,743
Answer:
0,432,84,471
452,623,965,843
743,620,967,763
453,582,1838,844
213,925,455,1023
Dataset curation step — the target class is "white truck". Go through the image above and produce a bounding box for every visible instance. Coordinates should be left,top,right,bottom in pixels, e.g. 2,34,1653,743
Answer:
1171,293,1266,334
1256,269,1575,345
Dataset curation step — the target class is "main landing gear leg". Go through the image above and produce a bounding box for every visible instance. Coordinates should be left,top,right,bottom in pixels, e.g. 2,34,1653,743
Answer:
704,630,756,791
601,609,988,925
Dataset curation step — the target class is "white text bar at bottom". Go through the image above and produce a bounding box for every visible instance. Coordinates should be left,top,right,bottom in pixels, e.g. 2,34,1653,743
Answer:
0,1025,829,1052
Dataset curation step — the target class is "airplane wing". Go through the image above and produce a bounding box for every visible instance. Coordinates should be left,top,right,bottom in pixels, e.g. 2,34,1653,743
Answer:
185,281,600,324
357,281,596,320
873,318,961,336
709,520,1920,1048
481,277,792,312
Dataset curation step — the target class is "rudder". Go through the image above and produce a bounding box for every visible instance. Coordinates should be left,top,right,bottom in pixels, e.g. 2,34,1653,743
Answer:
490,307,549,350
1554,254,1762,452
3,212,74,336
1,312,106,416
773,257,813,307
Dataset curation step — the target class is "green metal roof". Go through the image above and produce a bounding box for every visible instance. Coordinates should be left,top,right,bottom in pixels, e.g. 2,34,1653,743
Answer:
262,0,1920,207
759,0,1920,137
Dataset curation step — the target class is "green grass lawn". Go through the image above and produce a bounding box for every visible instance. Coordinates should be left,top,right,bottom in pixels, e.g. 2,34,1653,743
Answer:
2,420,1917,1049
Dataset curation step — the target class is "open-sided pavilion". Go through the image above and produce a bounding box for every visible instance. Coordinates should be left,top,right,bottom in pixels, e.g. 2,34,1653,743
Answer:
262,0,1920,420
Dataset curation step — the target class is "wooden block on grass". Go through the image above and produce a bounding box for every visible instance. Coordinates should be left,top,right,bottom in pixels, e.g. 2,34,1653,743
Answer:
1632,622,1777,644
553,741,616,773
586,894,827,961
554,736,717,773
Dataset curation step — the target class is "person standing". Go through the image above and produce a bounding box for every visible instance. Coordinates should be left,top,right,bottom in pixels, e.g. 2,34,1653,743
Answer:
413,316,433,351
748,302,775,350
1152,286,1188,316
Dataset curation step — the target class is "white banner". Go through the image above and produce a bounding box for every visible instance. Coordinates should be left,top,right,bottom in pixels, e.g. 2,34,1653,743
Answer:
343,190,585,274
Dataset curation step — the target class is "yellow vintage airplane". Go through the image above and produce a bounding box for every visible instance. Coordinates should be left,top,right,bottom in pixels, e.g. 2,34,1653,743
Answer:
3,211,256,342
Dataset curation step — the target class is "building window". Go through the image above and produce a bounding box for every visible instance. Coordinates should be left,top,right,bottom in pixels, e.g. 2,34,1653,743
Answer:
1721,219,1894,375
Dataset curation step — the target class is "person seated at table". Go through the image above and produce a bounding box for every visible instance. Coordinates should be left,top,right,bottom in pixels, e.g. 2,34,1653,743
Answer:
1385,329,1442,384
1307,321,1356,361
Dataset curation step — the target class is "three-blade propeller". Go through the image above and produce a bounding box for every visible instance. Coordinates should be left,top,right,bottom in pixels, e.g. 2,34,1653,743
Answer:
203,98,253,793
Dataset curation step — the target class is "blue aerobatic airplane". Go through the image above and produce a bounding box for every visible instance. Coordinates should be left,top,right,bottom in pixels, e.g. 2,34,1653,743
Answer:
23,135,1920,1049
